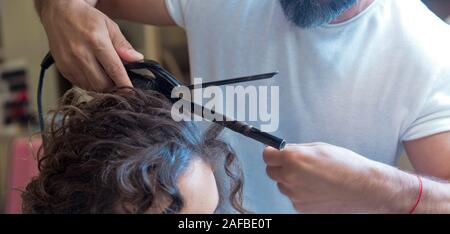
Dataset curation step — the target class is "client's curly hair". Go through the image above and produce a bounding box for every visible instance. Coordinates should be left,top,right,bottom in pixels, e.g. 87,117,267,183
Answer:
22,88,245,214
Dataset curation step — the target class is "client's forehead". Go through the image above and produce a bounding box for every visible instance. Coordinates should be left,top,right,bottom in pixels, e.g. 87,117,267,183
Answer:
136,158,218,214
177,158,219,214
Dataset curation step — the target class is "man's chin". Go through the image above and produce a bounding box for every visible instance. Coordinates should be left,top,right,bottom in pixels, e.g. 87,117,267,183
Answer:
279,0,358,28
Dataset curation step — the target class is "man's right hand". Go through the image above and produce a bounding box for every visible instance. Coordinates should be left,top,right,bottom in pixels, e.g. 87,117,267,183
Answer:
37,0,144,91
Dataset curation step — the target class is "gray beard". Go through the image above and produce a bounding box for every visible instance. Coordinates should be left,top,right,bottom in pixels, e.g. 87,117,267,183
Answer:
279,0,358,28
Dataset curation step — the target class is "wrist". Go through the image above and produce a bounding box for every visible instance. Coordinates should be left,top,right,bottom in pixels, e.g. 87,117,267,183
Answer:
36,0,91,20
415,178,450,213
366,162,418,213
35,0,51,19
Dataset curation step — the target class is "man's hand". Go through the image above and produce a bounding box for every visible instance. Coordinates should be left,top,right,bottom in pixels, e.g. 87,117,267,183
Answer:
263,143,419,213
36,0,143,91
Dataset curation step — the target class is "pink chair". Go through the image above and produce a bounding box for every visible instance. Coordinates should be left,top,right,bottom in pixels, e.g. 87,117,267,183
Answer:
4,137,41,214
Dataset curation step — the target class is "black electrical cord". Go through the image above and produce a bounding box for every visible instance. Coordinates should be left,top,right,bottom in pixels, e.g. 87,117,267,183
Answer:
38,52,55,135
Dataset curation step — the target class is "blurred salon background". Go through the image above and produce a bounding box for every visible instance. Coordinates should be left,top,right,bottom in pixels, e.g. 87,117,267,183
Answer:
0,0,449,213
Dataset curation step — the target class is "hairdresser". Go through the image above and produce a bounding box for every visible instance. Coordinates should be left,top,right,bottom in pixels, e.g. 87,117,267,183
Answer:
35,0,450,213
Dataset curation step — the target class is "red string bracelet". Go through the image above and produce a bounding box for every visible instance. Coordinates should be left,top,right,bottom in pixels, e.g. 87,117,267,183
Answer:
409,175,423,214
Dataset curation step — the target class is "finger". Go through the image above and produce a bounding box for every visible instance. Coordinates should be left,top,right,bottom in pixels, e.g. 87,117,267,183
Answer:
107,20,143,62
79,52,114,92
51,50,85,89
57,64,86,90
266,166,283,182
283,144,316,161
297,142,327,147
292,202,305,213
263,146,284,166
64,73,84,89
277,183,295,198
93,38,133,88
70,55,98,91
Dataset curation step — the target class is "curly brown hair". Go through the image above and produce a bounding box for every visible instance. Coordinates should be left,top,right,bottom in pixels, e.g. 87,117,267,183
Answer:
22,88,245,214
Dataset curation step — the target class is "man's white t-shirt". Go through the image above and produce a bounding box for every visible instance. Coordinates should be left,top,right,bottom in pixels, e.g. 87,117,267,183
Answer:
164,0,450,213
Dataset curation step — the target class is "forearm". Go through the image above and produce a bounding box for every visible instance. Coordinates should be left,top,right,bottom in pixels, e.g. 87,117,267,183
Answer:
370,162,450,213
34,0,174,25
34,0,92,20
34,0,45,17
34,0,117,19
34,0,59,18
96,0,175,25
96,0,120,18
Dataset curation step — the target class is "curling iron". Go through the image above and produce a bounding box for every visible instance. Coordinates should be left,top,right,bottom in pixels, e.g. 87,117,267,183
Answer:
38,52,286,150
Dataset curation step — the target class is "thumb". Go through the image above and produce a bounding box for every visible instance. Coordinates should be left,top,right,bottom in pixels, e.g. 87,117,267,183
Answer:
263,146,284,166
107,21,144,62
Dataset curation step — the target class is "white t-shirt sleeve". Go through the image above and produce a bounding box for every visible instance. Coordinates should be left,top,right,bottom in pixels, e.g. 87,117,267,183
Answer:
165,0,190,28
402,72,450,141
